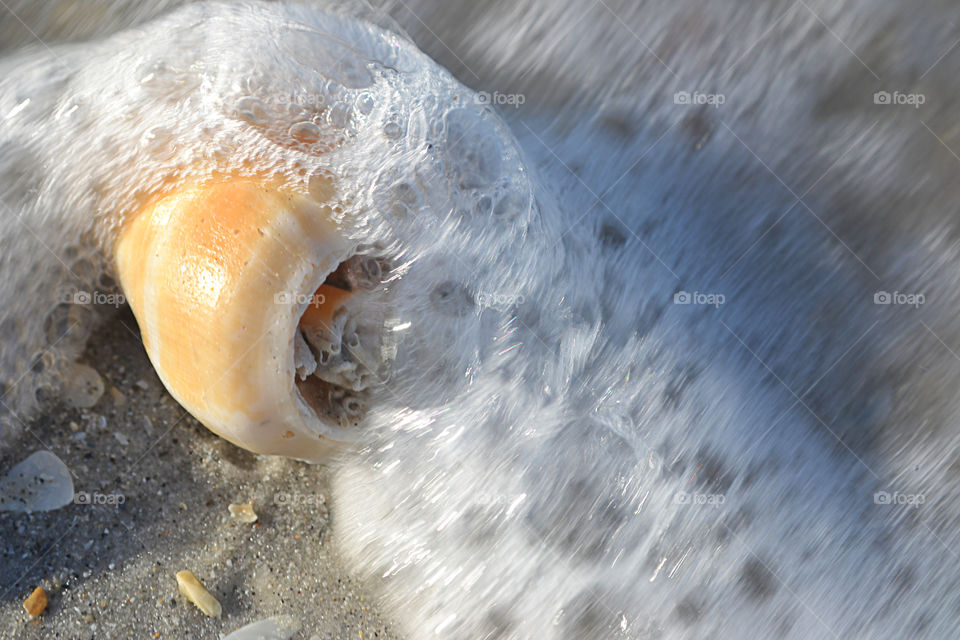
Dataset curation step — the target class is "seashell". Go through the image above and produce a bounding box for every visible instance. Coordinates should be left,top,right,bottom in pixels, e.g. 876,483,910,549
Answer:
113,175,377,462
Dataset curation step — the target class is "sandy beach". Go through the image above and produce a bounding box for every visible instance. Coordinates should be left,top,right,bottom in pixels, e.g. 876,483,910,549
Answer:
0,307,400,639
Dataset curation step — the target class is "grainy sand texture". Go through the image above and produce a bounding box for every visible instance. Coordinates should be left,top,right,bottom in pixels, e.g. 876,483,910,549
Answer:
0,308,400,640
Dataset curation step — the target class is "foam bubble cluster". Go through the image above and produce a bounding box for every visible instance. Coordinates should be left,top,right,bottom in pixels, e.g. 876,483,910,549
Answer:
0,1,543,440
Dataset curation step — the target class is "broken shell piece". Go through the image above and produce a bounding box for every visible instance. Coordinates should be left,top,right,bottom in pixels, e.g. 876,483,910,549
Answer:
221,616,300,640
23,586,47,617
114,176,379,462
63,362,104,408
228,502,258,523
176,570,222,618
0,450,74,513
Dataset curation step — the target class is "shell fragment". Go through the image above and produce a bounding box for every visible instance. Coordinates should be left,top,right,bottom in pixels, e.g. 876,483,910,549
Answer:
23,586,47,617
63,362,105,409
0,451,74,513
228,502,258,523
221,617,300,640
176,570,222,618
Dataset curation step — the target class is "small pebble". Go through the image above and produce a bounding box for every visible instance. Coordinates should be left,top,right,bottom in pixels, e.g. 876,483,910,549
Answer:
23,586,47,617
109,386,126,407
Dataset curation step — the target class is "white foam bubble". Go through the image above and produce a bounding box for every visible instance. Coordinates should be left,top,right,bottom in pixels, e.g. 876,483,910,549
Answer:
0,2,539,443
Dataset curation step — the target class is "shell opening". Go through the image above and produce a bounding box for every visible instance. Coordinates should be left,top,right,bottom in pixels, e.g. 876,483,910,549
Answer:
294,253,389,430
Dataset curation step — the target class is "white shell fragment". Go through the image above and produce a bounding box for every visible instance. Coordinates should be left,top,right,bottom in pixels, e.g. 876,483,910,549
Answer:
228,502,258,523
221,617,300,640
0,450,74,512
176,570,222,618
63,362,105,408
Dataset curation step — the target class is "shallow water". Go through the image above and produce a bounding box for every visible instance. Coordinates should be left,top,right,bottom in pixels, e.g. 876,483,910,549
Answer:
3,1,960,638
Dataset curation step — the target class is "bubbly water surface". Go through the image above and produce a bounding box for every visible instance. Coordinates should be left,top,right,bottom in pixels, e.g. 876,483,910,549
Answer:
5,2,960,639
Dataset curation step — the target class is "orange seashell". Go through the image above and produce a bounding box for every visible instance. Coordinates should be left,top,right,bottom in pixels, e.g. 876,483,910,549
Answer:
114,176,365,462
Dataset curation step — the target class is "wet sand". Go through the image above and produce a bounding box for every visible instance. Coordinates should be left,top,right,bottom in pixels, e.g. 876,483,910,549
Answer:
0,307,400,639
